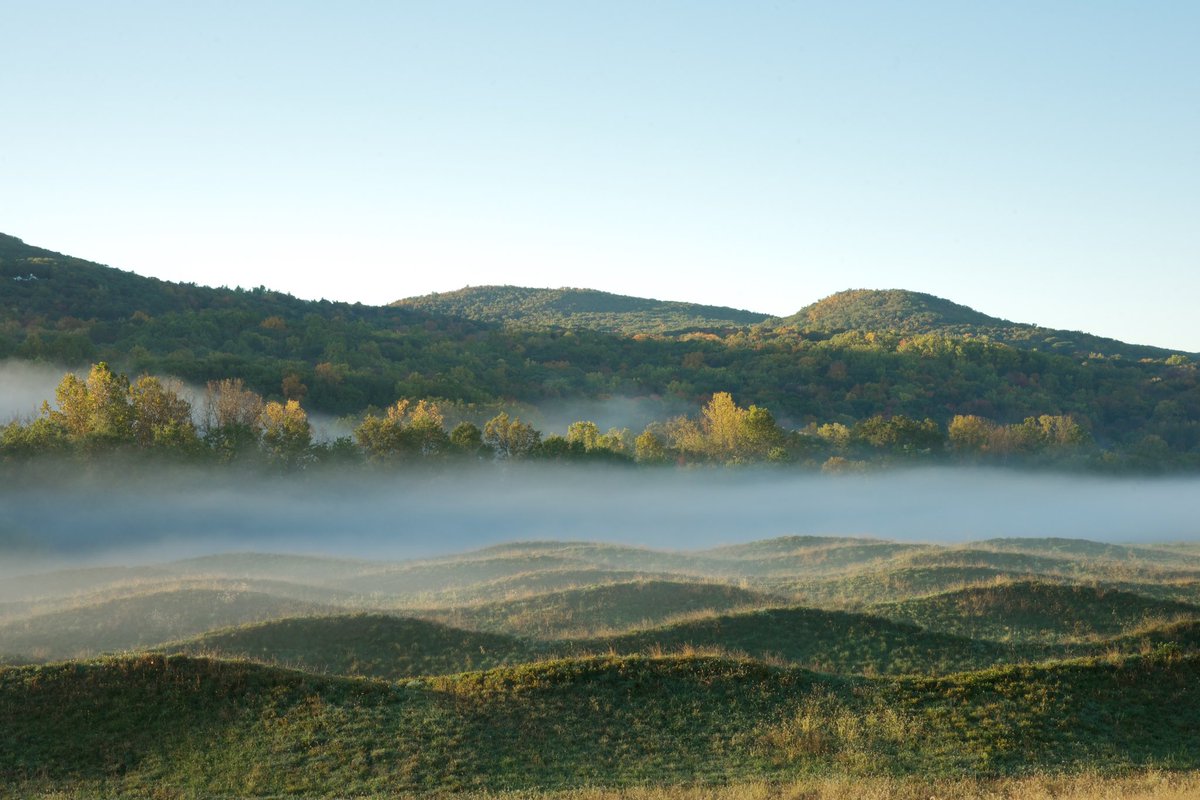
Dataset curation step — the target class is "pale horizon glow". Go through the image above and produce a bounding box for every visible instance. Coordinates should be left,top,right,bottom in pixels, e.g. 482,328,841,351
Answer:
2,3,1198,350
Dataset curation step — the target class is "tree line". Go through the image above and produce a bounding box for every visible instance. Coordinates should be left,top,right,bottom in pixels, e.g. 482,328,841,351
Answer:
5,234,1197,466
1,363,1141,472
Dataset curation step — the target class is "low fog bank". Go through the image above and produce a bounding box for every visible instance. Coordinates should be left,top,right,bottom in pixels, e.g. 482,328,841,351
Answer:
1,465,1198,572
0,361,82,422
525,396,694,437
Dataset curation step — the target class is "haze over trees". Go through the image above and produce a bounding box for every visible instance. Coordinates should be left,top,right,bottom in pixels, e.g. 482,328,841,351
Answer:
1,362,1115,472
2,232,1198,470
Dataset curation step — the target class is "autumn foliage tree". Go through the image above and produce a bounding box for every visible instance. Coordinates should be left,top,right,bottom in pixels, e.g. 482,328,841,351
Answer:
202,378,265,459
355,399,450,461
483,412,540,459
260,399,313,469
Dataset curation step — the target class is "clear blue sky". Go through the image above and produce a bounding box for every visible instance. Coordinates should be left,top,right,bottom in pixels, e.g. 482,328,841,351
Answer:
3,2,1198,350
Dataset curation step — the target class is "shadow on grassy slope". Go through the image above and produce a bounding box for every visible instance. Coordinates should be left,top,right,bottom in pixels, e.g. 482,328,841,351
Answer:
3,651,1199,796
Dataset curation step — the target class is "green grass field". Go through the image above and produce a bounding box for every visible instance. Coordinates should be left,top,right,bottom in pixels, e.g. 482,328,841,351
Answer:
3,534,1200,797
871,581,1200,643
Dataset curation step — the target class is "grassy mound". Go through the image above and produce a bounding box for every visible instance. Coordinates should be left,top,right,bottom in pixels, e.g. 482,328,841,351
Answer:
0,565,174,603
571,605,1021,675
167,552,377,582
899,547,1089,575
977,538,1200,568
447,541,728,576
796,565,1041,607
165,614,534,678
422,580,771,638
872,582,1200,643
715,542,929,579
0,589,333,660
3,652,1199,796
330,554,596,598
415,568,681,606
0,577,365,626
1083,618,1200,657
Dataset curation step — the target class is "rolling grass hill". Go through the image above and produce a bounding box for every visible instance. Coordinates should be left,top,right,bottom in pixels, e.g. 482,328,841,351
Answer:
456,538,929,580
167,552,379,582
3,651,1198,796
421,580,772,639
872,582,1200,643
0,577,363,626
700,535,887,558
394,285,770,335
0,552,380,608
977,538,1200,568
794,565,1042,607
164,614,534,679
1101,618,1200,654
897,547,1094,576
4,535,1200,795
446,541,728,577
721,542,930,578
884,548,1200,602
571,605,1020,675
149,609,1200,684
0,589,334,660
329,554,602,599
0,564,176,604
412,567,683,606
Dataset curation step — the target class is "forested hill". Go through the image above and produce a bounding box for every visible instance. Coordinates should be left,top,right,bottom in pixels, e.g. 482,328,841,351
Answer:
395,285,770,335
2,232,1198,465
783,289,1007,331
0,233,435,328
775,288,1177,361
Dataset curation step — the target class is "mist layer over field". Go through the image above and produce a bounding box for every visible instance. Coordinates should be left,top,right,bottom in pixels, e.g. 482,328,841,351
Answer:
2,465,1197,571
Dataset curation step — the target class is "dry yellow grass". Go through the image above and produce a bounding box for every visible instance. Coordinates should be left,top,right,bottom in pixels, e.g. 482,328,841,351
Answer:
18,771,1200,800
454,772,1200,800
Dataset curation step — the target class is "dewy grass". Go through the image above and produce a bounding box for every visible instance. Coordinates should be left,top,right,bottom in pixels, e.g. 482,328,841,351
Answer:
4,535,1200,796
3,650,1199,795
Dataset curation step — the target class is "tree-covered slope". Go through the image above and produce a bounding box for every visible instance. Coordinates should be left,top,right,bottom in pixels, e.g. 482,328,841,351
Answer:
776,288,1181,360
394,285,770,334
784,289,1006,332
4,232,1198,462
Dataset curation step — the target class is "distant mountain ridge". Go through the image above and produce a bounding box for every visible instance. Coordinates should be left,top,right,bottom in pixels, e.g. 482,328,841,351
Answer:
3,231,1182,358
3,232,1197,463
395,285,770,335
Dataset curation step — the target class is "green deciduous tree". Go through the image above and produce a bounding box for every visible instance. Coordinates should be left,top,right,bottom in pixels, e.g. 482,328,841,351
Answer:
129,375,199,451
483,412,540,459
948,414,995,453
854,415,943,455
354,398,449,460
634,426,669,464
566,420,601,451
48,362,136,449
449,421,489,457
